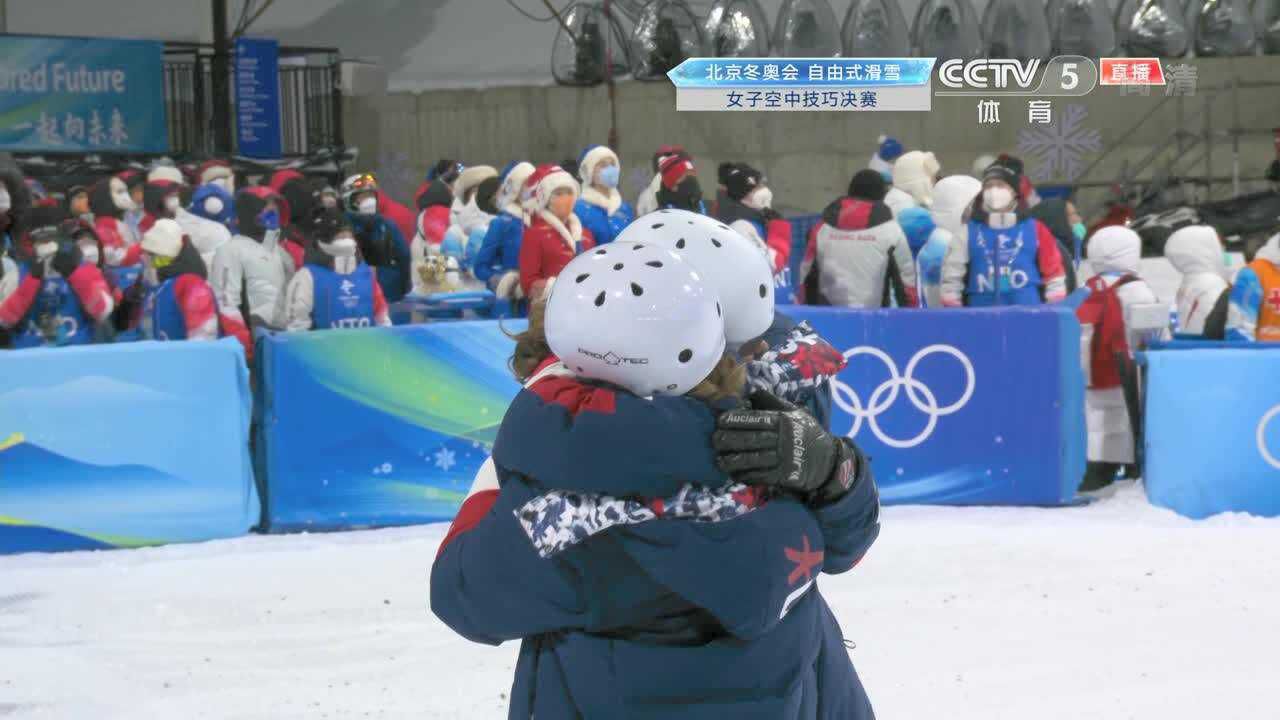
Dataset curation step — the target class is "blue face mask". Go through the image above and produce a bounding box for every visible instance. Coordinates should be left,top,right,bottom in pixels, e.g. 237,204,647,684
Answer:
597,164,620,189
1071,222,1087,241
258,209,280,231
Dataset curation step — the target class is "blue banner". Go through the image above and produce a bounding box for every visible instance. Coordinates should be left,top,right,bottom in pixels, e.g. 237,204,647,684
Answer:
1143,347,1280,519
0,34,168,153
256,322,525,532
0,339,258,554
234,37,282,159
668,57,935,88
783,305,1086,506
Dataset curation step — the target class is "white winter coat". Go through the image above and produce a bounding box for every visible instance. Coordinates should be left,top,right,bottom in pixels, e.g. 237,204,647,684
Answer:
210,231,295,330
0,256,18,307
1163,225,1228,337
883,187,916,218
175,208,231,269
891,151,941,208
1083,227,1167,464
929,175,982,238
635,173,662,217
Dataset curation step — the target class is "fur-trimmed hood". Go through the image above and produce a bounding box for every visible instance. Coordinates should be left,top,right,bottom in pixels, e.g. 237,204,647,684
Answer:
535,209,582,250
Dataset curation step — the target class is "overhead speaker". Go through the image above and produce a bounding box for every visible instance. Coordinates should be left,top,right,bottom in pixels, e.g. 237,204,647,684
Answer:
703,0,772,57
1115,0,1191,57
1047,0,1118,56
774,0,843,57
552,2,631,87
1189,0,1258,56
982,0,1052,59
912,0,984,60
842,0,910,57
630,1,706,81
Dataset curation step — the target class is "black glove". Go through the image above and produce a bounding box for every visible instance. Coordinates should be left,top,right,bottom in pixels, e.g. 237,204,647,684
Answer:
51,243,83,279
714,390,841,500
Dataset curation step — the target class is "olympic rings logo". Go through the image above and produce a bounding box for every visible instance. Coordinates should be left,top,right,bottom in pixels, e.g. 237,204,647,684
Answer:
1257,405,1280,470
830,345,977,449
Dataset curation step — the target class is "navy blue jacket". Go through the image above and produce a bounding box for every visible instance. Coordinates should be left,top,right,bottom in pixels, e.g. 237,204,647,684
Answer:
432,366,879,719
346,212,412,302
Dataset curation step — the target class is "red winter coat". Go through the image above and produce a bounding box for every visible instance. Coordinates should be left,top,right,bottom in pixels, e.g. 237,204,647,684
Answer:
518,211,595,298
378,190,417,244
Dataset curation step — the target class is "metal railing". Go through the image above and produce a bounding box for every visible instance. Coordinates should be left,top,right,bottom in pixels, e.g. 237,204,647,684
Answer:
162,42,343,158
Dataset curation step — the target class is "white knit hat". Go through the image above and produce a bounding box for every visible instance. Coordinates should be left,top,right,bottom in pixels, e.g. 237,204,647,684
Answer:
141,218,184,259
577,145,619,185
148,165,185,185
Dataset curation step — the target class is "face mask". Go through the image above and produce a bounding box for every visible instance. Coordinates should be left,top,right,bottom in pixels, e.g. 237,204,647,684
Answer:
79,242,100,265
258,209,280,231
113,187,136,212
203,196,224,217
1071,222,1087,242
211,177,233,192
597,164,620,189
357,196,378,215
324,235,358,257
165,195,181,213
0,187,9,213
320,195,338,209
743,186,773,210
35,241,58,261
984,186,1014,212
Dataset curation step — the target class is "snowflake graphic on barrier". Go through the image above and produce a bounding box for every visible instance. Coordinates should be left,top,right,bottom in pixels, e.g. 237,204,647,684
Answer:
1016,104,1102,183
433,447,457,472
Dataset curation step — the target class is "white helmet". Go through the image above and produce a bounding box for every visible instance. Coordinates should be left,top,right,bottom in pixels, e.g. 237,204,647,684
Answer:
616,209,774,346
545,241,726,398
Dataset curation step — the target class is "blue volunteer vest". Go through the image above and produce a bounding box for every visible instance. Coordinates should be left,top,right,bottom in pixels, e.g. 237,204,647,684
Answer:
308,263,376,329
965,217,1044,306
13,270,93,348
748,218,795,305
141,278,189,341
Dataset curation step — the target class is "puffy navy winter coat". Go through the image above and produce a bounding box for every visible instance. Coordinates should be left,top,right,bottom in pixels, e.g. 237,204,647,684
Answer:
431,362,880,719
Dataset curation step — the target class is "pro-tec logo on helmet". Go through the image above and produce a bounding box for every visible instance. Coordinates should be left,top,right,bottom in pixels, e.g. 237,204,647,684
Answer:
579,348,649,366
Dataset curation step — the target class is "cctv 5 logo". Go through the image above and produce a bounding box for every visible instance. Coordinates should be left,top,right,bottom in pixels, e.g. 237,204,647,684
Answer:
935,56,1097,96
939,59,1043,91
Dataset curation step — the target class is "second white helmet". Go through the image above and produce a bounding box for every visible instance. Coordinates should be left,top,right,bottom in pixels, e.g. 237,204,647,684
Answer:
545,241,725,398
616,209,775,346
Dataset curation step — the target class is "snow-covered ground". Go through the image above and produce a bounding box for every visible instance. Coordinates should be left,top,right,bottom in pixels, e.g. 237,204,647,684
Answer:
3,482,1278,719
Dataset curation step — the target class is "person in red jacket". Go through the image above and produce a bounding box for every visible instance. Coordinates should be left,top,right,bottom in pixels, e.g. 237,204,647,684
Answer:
518,164,594,299
88,176,141,267
0,216,115,347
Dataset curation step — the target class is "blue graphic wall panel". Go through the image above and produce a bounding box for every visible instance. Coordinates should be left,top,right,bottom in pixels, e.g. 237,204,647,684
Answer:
1143,347,1280,519
256,322,526,532
0,339,258,554
783,305,1086,506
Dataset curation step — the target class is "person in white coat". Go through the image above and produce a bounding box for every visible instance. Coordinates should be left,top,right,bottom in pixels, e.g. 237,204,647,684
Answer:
634,144,688,217
211,187,295,359
147,165,231,269
885,150,941,217
285,211,391,332
1077,226,1168,491
1163,225,1230,338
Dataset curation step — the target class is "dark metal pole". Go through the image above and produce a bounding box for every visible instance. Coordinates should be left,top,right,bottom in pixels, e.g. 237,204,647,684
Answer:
604,0,619,152
211,0,233,156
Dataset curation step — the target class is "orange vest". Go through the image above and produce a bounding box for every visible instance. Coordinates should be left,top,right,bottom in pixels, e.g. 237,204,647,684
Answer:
1250,258,1280,342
